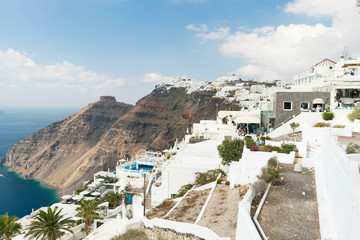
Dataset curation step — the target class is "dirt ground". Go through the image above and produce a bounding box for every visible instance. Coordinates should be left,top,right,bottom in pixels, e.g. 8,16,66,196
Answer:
146,199,176,219
258,164,320,240
338,132,360,145
197,184,241,240
165,189,211,223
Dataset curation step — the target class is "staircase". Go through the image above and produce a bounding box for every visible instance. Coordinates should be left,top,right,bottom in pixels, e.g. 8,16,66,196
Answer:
303,144,322,168
145,189,152,211
307,144,322,158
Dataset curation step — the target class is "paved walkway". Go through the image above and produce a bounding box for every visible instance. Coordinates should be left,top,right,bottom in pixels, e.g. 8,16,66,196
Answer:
258,164,320,240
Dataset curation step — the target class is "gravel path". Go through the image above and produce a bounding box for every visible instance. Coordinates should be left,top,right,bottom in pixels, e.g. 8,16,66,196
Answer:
258,164,320,240
197,184,240,240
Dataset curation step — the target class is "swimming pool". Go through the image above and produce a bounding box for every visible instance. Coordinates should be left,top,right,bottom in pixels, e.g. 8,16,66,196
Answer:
124,164,154,172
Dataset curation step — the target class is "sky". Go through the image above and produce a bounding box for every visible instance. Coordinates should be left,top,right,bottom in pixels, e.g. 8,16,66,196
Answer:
0,0,359,108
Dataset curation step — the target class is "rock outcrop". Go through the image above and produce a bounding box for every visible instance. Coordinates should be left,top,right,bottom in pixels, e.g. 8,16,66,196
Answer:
6,88,239,194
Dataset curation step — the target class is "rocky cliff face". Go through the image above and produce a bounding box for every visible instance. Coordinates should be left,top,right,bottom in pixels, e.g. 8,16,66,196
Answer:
6,88,239,194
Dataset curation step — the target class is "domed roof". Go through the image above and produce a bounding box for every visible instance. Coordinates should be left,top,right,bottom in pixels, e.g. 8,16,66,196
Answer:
311,58,336,68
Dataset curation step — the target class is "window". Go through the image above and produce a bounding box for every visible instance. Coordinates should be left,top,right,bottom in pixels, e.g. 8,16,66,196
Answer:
300,102,309,110
283,101,292,110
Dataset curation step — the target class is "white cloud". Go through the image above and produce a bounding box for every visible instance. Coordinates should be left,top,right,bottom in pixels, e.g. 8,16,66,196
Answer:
197,27,230,40
186,24,207,32
186,24,229,40
234,65,281,82
188,0,360,82
284,0,348,17
0,48,124,91
143,73,175,83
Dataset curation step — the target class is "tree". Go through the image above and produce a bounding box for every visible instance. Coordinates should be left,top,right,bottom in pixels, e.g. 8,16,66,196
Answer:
290,122,300,137
103,191,122,209
0,213,22,240
217,138,244,165
25,207,73,240
76,199,100,236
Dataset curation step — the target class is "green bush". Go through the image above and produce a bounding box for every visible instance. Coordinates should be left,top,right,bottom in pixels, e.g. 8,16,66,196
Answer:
176,184,194,197
245,136,256,149
266,169,280,182
267,157,278,169
348,109,360,122
217,178,222,184
195,169,226,186
217,138,244,165
332,125,345,128
259,167,280,183
346,143,360,154
322,112,334,120
261,145,273,152
270,146,282,152
313,122,331,128
281,143,296,153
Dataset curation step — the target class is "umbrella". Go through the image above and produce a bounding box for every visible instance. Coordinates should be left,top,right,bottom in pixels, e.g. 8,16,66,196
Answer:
91,192,101,197
72,195,83,201
84,197,95,201
61,195,72,200
80,190,90,196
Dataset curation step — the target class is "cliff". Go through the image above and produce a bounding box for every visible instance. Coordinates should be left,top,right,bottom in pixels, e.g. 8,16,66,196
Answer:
6,88,239,194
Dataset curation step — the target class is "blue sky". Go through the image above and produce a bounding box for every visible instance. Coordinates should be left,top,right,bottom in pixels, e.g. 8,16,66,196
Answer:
0,0,359,108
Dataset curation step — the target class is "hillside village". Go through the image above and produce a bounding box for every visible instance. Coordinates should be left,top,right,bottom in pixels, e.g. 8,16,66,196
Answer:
5,55,360,240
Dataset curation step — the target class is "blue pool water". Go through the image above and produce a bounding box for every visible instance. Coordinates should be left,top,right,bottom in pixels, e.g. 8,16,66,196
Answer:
124,164,154,172
0,108,78,217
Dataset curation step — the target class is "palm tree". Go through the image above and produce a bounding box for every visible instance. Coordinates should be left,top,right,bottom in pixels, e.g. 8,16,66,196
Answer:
25,207,74,240
0,213,22,240
103,191,122,209
76,199,100,236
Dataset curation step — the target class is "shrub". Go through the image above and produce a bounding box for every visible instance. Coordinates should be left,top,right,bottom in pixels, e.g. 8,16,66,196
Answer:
270,146,282,152
332,125,345,128
217,178,222,184
266,169,280,182
346,143,360,154
217,139,244,165
261,145,273,152
313,122,331,128
176,184,194,197
348,109,360,122
252,179,268,196
245,136,256,149
267,157,278,169
281,143,296,153
250,145,259,151
322,112,334,120
195,169,226,186
111,229,149,240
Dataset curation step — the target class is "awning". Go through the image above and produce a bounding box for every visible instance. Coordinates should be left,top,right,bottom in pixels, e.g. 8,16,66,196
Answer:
234,115,260,123
313,98,325,104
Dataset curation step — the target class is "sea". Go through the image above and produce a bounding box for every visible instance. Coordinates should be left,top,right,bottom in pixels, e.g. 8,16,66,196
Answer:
0,108,78,218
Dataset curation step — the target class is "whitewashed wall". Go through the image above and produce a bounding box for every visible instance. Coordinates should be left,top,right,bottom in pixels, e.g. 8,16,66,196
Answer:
143,218,227,240
317,135,360,239
235,189,261,240
228,147,294,187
